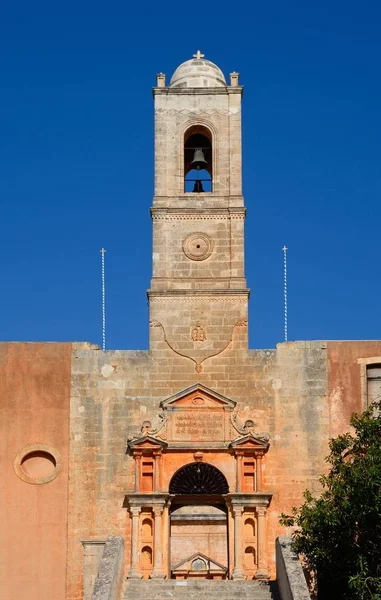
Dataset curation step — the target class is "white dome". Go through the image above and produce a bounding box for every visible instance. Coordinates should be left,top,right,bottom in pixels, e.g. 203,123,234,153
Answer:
169,51,226,88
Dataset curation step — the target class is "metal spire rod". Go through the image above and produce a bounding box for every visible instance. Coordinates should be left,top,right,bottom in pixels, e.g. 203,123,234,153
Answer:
100,248,106,351
282,246,288,342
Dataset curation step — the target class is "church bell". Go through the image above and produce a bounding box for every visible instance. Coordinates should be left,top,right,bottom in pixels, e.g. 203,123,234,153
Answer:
191,148,207,170
192,180,204,193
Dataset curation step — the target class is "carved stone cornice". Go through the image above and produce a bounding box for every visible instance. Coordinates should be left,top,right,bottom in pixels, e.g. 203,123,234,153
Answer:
152,86,243,97
148,289,249,298
226,492,272,509
125,493,170,510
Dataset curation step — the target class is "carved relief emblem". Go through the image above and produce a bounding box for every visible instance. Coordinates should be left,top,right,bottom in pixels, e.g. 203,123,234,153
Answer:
191,396,205,405
191,322,206,342
183,232,213,261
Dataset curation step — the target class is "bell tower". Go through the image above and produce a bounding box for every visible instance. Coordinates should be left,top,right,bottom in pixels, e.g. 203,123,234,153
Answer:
149,52,249,370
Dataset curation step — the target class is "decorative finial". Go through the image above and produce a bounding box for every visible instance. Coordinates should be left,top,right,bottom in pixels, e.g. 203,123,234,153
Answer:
193,50,205,60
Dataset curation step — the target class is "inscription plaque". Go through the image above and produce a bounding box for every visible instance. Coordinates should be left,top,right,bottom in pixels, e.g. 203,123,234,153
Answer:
173,412,224,441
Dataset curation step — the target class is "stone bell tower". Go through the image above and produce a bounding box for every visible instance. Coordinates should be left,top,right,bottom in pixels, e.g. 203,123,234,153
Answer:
149,51,248,372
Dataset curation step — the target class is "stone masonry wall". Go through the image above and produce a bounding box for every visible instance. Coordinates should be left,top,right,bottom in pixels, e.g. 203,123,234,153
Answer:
154,89,242,198
150,212,245,290
2,339,378,599
66,338,338,597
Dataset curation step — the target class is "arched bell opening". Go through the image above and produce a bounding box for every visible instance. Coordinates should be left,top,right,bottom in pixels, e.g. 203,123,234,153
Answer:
184,126,213,193
168,462,229,579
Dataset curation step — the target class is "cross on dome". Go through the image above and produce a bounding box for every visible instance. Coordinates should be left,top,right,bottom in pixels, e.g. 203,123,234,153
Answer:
169,52,226,88
193,50,205,60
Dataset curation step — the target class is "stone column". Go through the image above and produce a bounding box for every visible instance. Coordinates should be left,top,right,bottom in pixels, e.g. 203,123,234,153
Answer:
162,501,171,578
256,507,269,579
128,507,142,579
255,453,263,492
134,453,142,493
151,506,165,578
232,506,245,579
153,452,161,492
236,452,243,492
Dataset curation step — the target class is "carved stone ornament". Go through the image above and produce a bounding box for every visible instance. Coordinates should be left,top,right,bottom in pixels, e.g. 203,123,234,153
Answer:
231,412,270,443
183,232,213,261
149,318,247,373
191,322,206,342
127,384,270,452
128,411,167,443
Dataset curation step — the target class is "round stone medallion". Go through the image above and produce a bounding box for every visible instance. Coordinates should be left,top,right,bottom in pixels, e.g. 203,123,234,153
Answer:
183,233,213,261
14,443,62,485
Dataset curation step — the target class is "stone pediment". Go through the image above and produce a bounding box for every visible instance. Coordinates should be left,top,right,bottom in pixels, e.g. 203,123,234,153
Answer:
172,552,227,574
160,384,236,444
128,385,268,450
160,383,236,410
128,435,168,451
230,433,269,452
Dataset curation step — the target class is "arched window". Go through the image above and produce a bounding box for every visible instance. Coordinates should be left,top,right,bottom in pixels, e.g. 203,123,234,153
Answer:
169,462,228,495
141,518,153,538
244,518,255,538
141,546,152,567
184,126,212,193
244,546,256,569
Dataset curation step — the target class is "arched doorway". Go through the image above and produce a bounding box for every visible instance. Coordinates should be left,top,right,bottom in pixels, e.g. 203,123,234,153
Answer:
169,463,229,579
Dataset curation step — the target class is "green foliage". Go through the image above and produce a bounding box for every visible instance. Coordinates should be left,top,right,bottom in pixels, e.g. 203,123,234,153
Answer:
280,399,381,600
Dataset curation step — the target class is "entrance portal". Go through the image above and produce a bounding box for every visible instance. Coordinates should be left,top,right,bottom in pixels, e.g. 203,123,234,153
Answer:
126,384,272,581
169,463,229,579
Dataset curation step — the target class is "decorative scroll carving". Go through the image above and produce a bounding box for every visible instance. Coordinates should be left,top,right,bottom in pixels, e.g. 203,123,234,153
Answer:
230,413,270,443
150,318,248,373
128,411,167,442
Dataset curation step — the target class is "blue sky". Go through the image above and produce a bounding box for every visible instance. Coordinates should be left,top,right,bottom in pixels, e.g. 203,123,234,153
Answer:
1,1,380,350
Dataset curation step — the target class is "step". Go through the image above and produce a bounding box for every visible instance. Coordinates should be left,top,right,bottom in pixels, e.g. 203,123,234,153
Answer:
124,579,275,600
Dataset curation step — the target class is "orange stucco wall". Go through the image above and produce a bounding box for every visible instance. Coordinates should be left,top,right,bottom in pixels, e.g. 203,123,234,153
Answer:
0,343,71,600
327,341,381,437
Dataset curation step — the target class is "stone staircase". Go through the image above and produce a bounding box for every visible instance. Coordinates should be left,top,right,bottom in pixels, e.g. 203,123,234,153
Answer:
124,579,277,600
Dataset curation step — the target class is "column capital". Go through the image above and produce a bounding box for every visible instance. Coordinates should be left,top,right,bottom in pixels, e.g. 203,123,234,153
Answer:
256,506,267,517
152,505,163,517
129,506,141,517
232,505,244,517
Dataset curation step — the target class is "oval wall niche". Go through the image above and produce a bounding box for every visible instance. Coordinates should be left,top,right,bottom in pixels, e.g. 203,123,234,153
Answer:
21,450,56,478
14,443,62,485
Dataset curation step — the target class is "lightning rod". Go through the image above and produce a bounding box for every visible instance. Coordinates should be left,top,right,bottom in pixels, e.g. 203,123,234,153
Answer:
100,248,106,350
282,246,288,342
